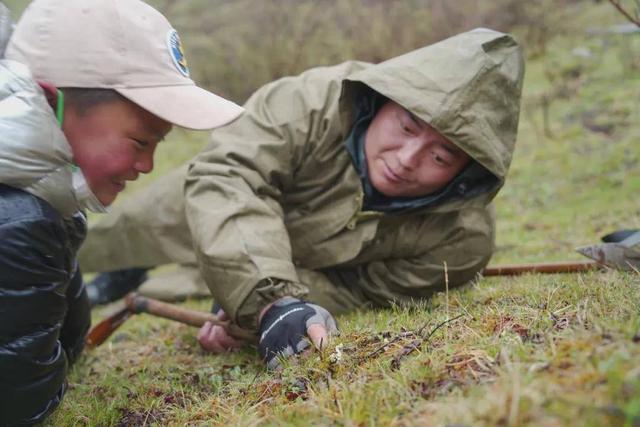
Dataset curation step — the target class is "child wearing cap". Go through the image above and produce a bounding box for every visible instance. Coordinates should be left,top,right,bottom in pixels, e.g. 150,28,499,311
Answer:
0,0,242,424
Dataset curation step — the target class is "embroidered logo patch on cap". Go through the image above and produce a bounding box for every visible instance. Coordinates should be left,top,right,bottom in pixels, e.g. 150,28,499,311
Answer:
166,29,189,78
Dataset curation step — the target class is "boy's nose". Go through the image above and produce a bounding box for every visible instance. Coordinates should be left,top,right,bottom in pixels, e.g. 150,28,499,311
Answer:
135,152,154,174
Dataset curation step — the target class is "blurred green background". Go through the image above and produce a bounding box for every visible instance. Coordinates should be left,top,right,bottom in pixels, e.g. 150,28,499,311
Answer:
4,0,590,103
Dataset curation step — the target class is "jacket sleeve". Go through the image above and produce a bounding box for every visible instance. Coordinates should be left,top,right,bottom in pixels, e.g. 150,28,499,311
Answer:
323,206,495,307
59,267,90,366
0,216,75,426
184,80,322,330
182,60,366,331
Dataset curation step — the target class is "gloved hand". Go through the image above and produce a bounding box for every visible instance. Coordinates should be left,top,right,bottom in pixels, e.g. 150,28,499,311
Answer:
258,296,337,369
197,302,245,353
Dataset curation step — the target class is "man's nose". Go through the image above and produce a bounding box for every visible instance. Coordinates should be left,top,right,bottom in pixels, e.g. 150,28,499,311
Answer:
397,140,425,170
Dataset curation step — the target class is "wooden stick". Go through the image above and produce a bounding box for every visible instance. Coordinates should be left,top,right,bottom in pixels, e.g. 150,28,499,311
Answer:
125,293,257,342
482,260,600,276
85,293,257,348
125,293,223,327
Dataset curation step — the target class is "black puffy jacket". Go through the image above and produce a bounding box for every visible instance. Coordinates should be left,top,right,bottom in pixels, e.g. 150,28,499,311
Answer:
0,52,102,425
0,184,90,426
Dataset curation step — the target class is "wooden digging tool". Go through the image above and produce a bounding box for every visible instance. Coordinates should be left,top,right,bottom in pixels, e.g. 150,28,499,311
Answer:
483,229,640,276
85,292,256,348
482,260,600,276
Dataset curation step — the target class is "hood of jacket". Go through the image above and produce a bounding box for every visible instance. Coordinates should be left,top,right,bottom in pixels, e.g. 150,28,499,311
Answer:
0,59,104,217
340,28,525,212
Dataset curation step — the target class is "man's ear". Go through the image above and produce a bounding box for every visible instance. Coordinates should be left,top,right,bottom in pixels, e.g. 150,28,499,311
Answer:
36,81,58,109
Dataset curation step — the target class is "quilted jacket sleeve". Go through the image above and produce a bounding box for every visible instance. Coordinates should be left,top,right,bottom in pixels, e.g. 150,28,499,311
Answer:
0,188,87,426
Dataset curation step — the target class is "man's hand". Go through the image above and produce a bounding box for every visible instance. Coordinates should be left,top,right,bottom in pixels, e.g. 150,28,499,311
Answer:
197,304,245,353
258,296,338,369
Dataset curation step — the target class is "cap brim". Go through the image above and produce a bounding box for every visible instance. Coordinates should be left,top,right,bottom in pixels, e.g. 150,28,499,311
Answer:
117,85,244,130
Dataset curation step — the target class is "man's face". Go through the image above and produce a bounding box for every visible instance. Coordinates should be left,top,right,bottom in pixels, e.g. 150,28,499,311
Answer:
63,98,172,206
364,101,470,197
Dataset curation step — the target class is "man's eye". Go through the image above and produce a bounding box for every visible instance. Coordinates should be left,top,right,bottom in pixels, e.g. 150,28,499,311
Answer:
433,153,451,167
401,123,415,134
133,138,148,147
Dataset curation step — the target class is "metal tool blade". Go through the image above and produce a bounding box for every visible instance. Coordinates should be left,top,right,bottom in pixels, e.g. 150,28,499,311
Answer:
576,243,640,271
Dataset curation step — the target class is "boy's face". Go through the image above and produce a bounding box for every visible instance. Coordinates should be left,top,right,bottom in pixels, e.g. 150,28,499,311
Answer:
364,101,470,197
63,98,172,206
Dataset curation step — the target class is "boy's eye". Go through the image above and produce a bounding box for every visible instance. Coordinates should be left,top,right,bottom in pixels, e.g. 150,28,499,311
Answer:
133,138,148,147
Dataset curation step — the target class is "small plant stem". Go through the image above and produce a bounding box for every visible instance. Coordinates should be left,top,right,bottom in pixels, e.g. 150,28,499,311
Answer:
444,261,450,342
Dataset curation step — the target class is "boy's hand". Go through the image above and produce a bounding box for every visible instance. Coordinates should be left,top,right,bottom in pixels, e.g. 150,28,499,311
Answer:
197,305,245,353
258,296,337,369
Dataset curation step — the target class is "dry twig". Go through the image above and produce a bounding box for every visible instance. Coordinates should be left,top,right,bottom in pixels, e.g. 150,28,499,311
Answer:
390,314,466,371
608,0,640,26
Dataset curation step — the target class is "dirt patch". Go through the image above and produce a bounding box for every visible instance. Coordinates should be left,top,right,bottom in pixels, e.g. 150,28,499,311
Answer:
117,408,166,427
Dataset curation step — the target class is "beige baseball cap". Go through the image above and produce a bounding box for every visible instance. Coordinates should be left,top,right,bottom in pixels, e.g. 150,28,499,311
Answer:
5,0,243,130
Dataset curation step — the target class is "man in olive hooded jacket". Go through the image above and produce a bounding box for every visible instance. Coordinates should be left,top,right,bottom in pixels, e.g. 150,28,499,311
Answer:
80,28,525,368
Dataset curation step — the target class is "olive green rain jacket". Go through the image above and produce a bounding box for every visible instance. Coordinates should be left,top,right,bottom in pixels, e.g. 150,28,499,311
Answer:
183,28,525,329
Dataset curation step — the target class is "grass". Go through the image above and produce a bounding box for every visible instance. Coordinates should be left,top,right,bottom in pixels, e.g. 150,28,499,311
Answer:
44,2,640,426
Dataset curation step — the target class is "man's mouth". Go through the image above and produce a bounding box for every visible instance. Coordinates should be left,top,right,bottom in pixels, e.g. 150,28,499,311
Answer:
382,162,407,183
